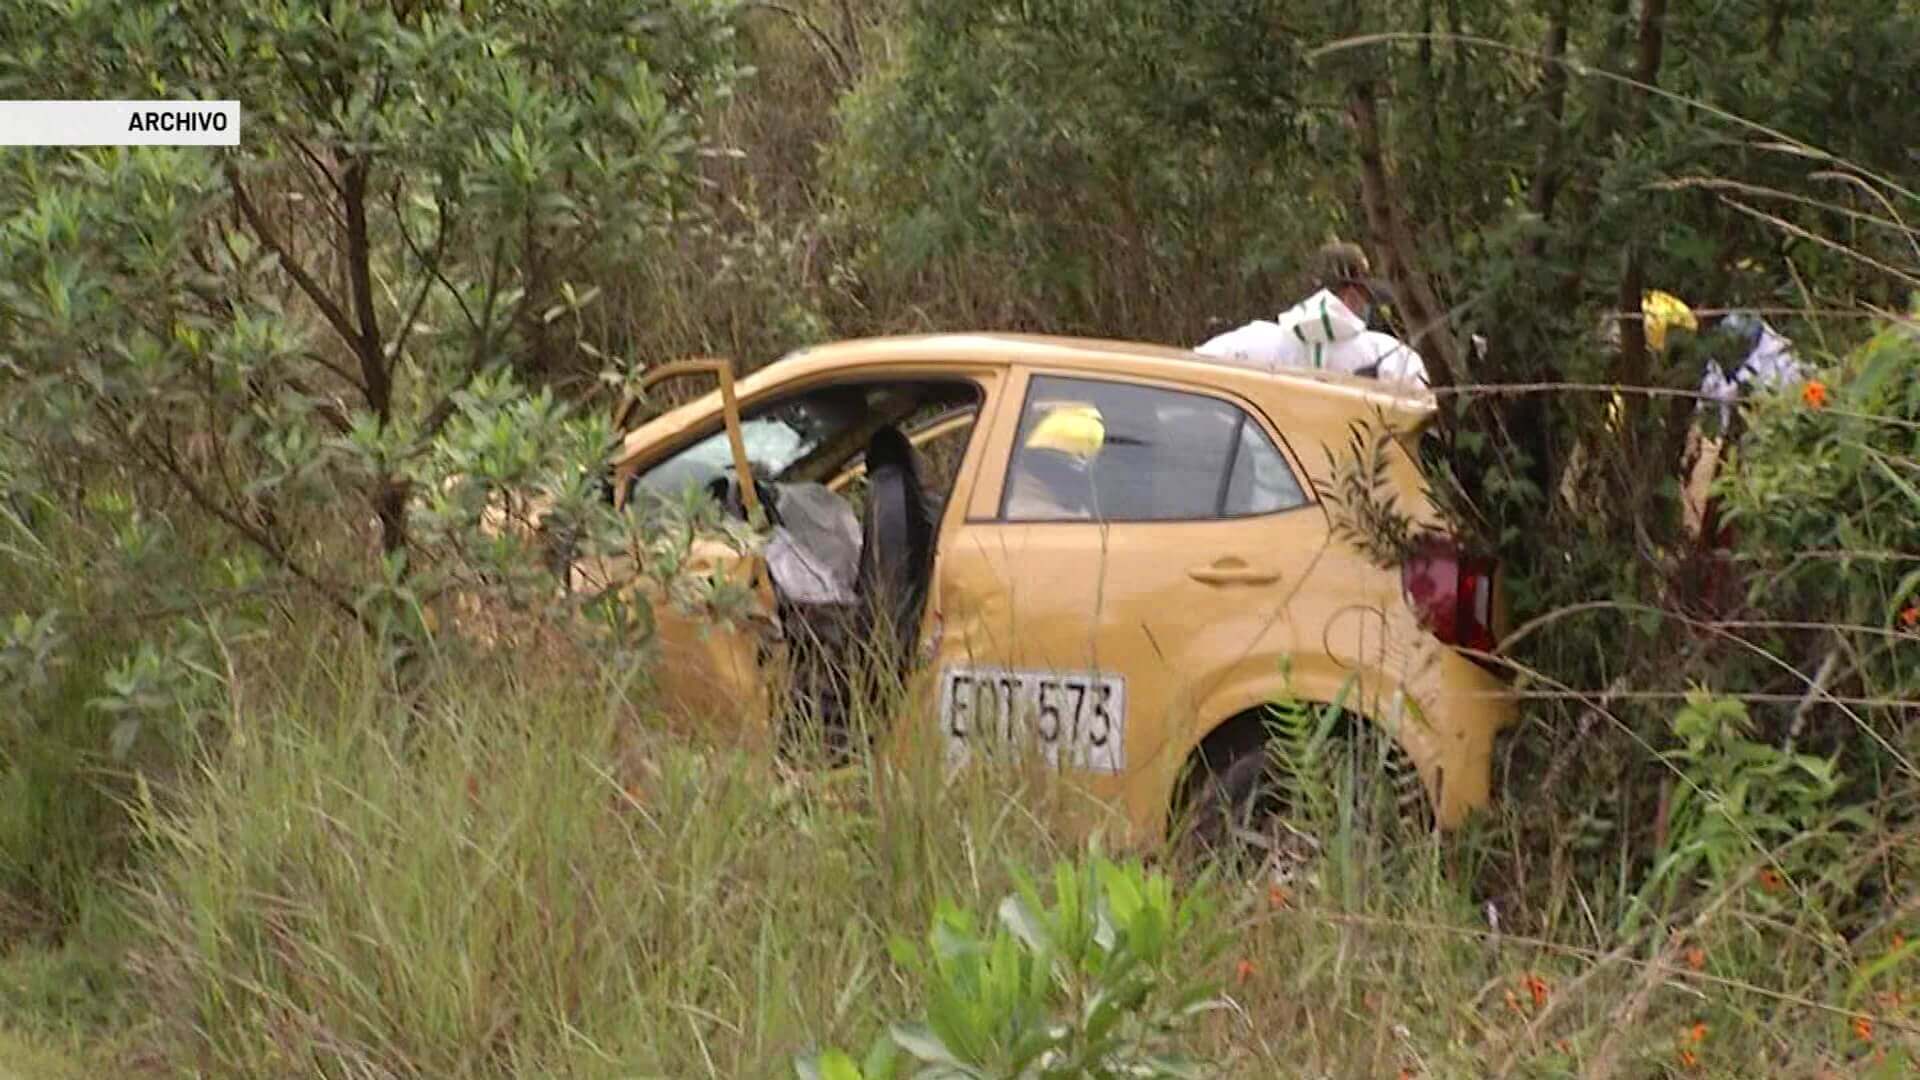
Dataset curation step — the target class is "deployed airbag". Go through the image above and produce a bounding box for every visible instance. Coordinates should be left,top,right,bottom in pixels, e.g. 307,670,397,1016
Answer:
763,482,862,606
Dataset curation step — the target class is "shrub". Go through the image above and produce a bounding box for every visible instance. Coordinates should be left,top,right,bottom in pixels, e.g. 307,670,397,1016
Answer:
0,0,745,649
799,855,1228,1079
1721,317,1920,716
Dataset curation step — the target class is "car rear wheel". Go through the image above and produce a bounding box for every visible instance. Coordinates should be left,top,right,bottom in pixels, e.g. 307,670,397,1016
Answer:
1179,726,1433,884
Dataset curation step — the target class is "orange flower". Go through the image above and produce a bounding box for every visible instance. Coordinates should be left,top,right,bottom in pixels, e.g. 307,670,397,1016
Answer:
1686,1021,1708,1044
1802,379,1829,408
1901,607,1919,631
1236,958,1256,983
1853,1014,1874,1042
1398,1070,1418,1080
1757,868,1785,893
1677,1047,1699,1070
1684,946,1706,972
1894,931,1909,951
1267,883,1292,910
1524,973,1550,1010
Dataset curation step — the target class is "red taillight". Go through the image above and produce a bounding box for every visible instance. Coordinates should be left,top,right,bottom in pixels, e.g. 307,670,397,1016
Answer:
1401,534,1499,657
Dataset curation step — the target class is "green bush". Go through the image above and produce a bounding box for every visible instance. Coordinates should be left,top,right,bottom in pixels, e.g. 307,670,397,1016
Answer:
801,855,1227,1079
0,482,231,938
1723,318,1920,700
1704,316,1920,834
831,0,1318,341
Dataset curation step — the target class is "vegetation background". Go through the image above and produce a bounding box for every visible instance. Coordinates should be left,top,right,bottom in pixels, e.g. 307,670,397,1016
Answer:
2,0,1919,1075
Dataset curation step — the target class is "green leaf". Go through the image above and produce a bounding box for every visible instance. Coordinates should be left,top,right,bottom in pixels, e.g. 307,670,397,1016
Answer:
860,1033,901,1079
996,893,1051,958
888,1022,967,1069
810,1050,866,1080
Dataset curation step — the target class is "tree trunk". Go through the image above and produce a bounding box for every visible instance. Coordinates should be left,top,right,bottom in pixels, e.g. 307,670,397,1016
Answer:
1522,1,1571,262
1347,80,1462,389
1615,0,1669,417
342,154,408,560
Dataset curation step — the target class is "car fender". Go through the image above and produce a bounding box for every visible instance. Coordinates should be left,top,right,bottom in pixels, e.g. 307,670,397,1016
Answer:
1150,644,1492,833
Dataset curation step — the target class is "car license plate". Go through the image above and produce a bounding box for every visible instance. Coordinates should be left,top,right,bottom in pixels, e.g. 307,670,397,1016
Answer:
936,666,1126,774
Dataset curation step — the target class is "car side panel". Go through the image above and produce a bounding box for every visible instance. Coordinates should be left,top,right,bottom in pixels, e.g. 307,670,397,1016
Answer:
573,540,781,742
925,369,1349,844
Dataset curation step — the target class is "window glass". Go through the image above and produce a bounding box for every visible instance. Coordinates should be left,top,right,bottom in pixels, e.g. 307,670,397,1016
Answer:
1002,375,1305,522
1224,417,1308,515
629,382,980,508
630,412,821,505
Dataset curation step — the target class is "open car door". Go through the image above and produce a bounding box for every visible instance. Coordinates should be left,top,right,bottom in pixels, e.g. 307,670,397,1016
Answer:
587,359,784,740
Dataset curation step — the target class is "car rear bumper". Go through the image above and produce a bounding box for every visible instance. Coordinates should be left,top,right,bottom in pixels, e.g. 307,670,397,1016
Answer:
1405,649,1519,829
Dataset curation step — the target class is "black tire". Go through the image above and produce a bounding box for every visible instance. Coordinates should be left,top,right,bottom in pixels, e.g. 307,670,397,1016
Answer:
1178,727,1433,874
1180,746,1288,870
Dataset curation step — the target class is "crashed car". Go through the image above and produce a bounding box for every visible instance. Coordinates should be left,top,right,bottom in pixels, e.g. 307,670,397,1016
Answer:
588,334,1516,843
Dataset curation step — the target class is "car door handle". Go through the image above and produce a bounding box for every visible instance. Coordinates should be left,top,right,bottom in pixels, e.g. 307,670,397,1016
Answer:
1186,559,1281,586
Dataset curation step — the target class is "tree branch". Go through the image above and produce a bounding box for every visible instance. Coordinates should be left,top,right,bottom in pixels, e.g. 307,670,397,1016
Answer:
1632,0,1669,111
341,154,390,421
297,348,369,394
396,201,482,338
1613,0,1669,399
282,374,354,437
420,237,510,443
386,185,448,369
133,426,366,628
1551,0,1637,304
225,162,363,365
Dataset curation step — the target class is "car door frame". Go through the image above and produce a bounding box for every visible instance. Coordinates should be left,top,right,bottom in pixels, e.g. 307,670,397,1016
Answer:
608,359,1013,737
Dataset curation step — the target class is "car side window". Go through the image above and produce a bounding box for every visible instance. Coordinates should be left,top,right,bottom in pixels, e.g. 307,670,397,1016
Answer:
1223,414,1307,515
1001,375,1307,522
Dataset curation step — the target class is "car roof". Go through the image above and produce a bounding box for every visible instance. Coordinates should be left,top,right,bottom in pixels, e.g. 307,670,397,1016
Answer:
613,332,1436,467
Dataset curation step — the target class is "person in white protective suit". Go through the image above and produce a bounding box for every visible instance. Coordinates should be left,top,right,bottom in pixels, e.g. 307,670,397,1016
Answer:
1194,241,1430,386
1677,306,1807,539
1697,310,1805,430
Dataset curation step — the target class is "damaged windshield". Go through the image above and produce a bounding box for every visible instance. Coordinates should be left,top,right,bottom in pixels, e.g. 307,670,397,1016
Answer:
626,380,977,509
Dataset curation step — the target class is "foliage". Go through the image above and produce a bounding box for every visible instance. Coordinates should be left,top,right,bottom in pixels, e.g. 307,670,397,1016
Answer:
1322,419,1421,569
62,634,1918,1078
0,479,242,936
1720,319,1920,711
832,0,1320,338
799,855,1227,1079
4,1,1920,1075
0,0,745,644
1628,690,1866,933
123,630,1114,1076
1260,695,1347,832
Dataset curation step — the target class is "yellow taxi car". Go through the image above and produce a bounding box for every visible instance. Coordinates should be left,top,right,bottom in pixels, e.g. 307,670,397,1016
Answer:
592,334,1515,845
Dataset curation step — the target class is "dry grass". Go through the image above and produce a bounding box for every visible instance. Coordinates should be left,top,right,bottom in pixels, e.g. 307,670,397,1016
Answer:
0,624,1893,1077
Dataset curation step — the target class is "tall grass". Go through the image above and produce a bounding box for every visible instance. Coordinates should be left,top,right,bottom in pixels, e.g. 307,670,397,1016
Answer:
124,634,1088,1076
76,626,1913,1077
